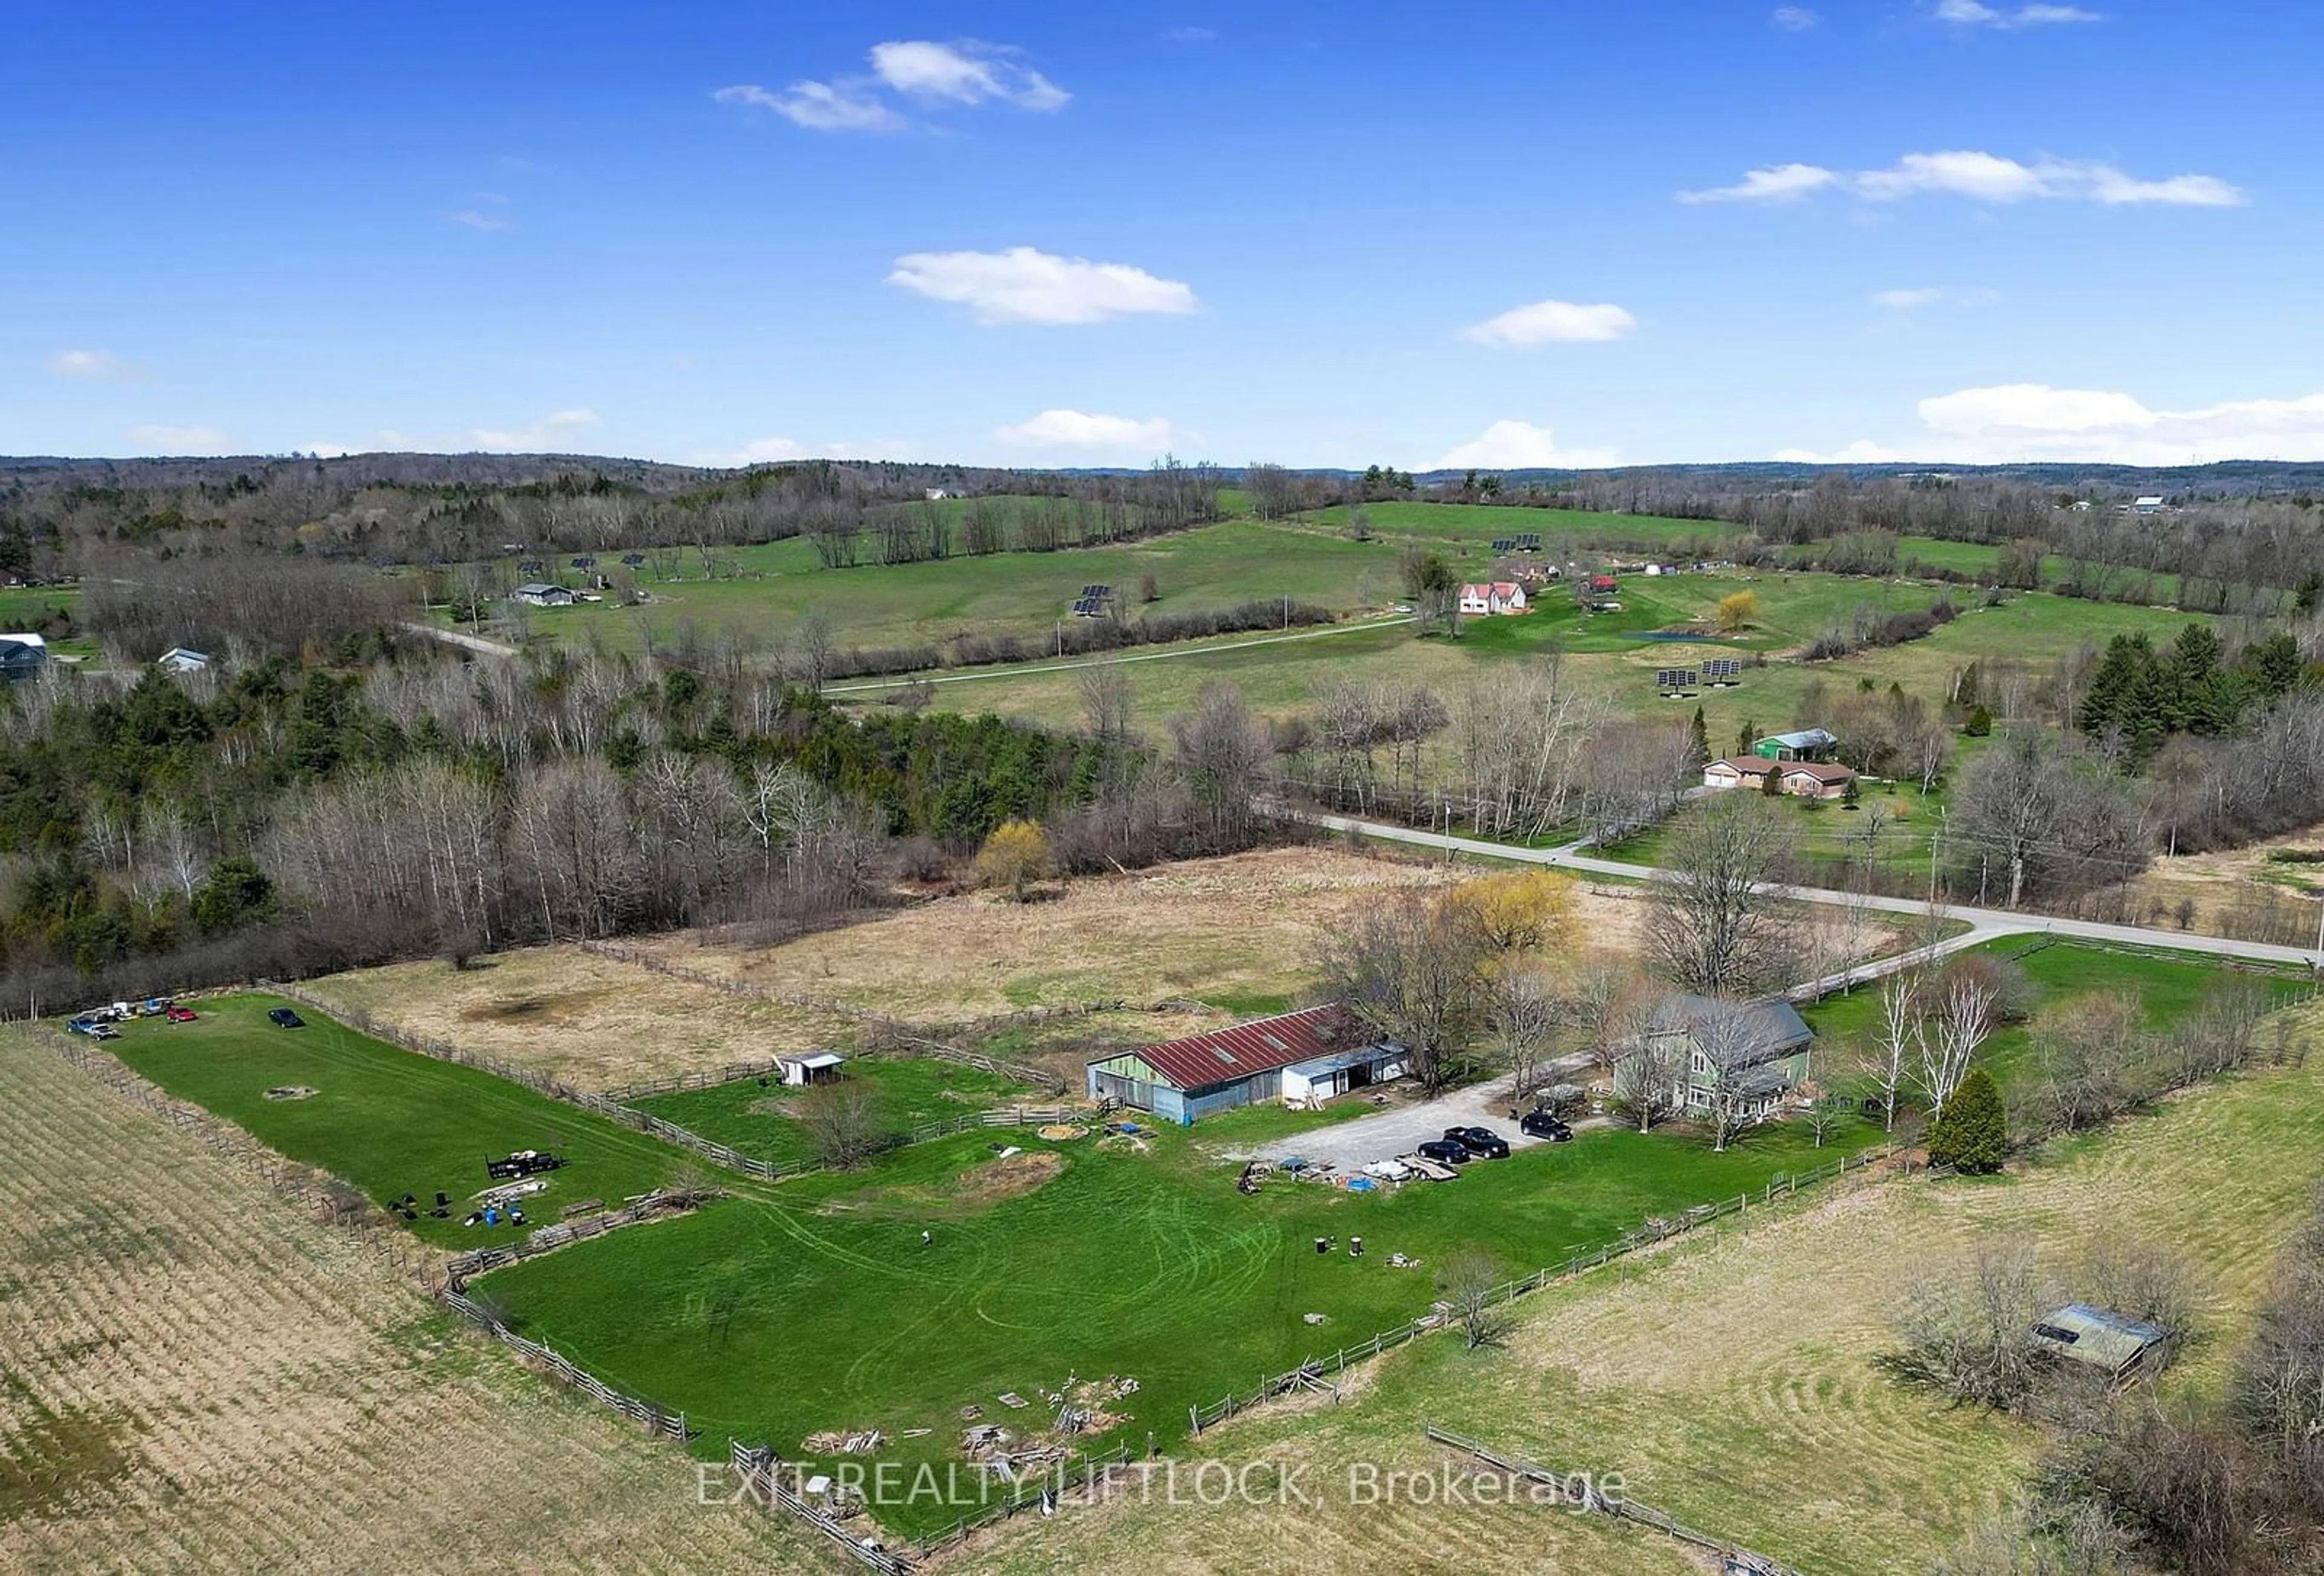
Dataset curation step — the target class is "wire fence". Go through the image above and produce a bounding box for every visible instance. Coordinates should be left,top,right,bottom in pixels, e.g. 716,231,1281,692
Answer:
1423,1425,1805,1576
1189,1143,1926,1434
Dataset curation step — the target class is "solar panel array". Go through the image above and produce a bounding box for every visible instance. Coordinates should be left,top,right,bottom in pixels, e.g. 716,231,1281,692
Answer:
1655,668,1701,694
570,554,596,569
1488,533,1544,554
620,551,646,566
518,559,544,574
1704,657,1744,685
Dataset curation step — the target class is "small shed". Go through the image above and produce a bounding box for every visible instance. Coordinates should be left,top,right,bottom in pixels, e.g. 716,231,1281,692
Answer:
1280,1042,1408,1107
776,1051,848,1086
1753,727,1839,763
2033,1303,2175,1381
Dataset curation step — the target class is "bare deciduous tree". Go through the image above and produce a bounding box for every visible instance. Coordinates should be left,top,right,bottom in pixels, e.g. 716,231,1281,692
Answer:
1647,792,1798,997
1437,1249,1511,1350
1318,893,1493,1095
796,1079,891,1169
1919,968,1997,1121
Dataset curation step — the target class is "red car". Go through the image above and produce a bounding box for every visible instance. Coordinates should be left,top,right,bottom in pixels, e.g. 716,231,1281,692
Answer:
165,1006,198,1022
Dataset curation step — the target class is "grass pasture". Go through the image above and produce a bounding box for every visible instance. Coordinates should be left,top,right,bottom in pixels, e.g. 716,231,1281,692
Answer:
104,994,689,1246
0,1028,813,1575
632,1055,1032,1167
965,1007,2324,1576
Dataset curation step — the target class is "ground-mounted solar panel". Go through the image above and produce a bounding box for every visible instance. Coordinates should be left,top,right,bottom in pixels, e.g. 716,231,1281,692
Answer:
571,555,596,568
620,552,645,566
1491,538,1514,553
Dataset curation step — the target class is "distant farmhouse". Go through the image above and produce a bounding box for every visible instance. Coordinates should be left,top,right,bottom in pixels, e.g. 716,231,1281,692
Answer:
1642,994,1816,1120
513,583,575,608
0,633,47,683
157,648,210,674
1086,1005,1406,1125
2131,495,2165,516
1457,581,1529,616
1702,757,1856,800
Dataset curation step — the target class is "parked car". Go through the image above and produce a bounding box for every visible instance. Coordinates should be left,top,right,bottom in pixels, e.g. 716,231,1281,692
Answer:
1444,1125,1510,1159
165,1006,198,1023
86,1022,120,1040
268,1007,305,1029
1520,1109,1574,1141
1415,1139,1471,1165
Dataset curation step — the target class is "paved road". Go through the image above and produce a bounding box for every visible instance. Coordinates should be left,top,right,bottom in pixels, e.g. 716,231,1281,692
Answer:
1306,811,2324,972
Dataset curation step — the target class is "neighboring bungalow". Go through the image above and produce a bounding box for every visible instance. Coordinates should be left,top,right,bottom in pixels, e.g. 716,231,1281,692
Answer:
0,634,47,683
1457,582,1529,616
1752,727,1839,763
1701,755,1856,799
1641,994,1815,1118
2131,495,2165,516
776,1051,847,1086
1086,1005,1401,1125
513,582,576,608
157,647,211,674
2033,1303,2175,1381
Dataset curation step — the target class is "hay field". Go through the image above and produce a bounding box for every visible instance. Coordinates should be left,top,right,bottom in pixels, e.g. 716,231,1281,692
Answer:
0,1030,818,1575
634,846,1645,1028
962,1011,2324,1576
301,943,860,1091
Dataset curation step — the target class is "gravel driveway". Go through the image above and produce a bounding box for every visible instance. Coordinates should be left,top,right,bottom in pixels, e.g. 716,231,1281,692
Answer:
1246,1053,1595,1171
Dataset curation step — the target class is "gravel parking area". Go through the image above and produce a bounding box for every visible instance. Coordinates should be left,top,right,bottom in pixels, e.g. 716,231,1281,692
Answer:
1249,1055,1595,1171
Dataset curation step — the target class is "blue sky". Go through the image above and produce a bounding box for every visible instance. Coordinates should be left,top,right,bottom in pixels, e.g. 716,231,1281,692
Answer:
5,1,2320,468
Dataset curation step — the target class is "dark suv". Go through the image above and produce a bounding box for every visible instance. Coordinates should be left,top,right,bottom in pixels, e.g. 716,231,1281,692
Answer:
1520,1109,1574,1142
1444,1125,1510,1159
1414,1139,1471,1165
268,1006,306,1028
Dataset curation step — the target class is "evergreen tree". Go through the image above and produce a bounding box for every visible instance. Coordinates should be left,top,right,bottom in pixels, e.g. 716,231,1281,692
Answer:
1928,1067,2007,1174
1736,719,1758,759
1963,703,1993,737
1687,706,1711,767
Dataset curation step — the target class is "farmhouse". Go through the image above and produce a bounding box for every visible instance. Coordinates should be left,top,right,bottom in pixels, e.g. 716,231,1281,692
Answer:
2033,1302,2175,1381
2132,495,2165,516
0,633,47,682
1753,727,1839,763
775,1051,847,1086
1457,582,1529,616
513,583,575,608
1641,994,1815,1118
157,647,211,673
1701,757,1856,799
1086,1005,1401,1125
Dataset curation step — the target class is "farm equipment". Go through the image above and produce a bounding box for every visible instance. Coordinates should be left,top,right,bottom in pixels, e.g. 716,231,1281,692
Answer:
484,1149,567,1180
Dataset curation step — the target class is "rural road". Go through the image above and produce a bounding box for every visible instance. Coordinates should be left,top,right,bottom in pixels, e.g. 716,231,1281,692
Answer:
1304,812,2324,972
403,622,519,658
823,616,1416,696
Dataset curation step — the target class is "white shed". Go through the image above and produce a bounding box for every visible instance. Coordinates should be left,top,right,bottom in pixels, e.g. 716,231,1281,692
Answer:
776,1051,848,1086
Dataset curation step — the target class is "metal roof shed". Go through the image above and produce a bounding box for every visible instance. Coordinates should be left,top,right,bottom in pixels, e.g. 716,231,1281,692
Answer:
2033,1302,2175,1380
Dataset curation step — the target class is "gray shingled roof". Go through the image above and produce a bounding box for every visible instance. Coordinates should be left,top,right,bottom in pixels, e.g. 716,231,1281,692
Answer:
1649,994,1814,1069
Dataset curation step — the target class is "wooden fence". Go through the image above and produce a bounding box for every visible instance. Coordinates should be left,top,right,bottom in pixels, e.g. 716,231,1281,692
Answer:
443,1287,691,1442
442,1193,696,1288
1189,1144,1918,1434
1423,1425,1804,1576
726,1436,1138,1573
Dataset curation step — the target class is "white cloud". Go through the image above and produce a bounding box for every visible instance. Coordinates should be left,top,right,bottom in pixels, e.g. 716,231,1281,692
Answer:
1934,0,2101,26
1684,150,2244,207
1771,7,1819,29
1773,439,1910,464
870,41,1068,110
1678,163,1841,203
995,409,1174,450
887,246,1198,326
1460,298,1638,349
438,208,511,232
126,424,232,455
1789,384,2324,465
47,349,139,380
714,81,904,132
1873,285,2000,309
471,409,601,451
1432,420,1620,471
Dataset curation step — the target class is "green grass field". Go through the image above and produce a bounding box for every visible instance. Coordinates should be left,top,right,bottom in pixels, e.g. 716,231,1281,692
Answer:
485,1107,1883,1535
1800,939,2314,1092
631,1057,1034,1167
104,994,688,1245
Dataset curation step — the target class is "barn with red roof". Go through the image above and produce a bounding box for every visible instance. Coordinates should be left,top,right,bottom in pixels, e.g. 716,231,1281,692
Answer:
1085,1004,1407,1125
